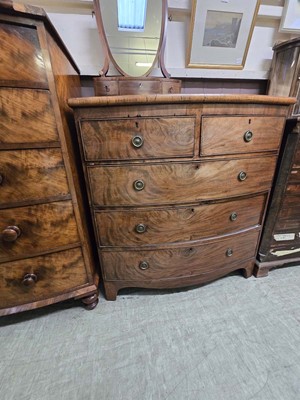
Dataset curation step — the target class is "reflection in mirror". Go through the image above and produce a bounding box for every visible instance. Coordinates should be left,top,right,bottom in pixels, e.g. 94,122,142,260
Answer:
94,0,168,77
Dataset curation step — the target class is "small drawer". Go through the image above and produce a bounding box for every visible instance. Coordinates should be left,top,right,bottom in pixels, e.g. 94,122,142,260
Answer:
88,156,277,206
201,116,285,156
0,247,88,309
0,149,69,207
0,201,79,261
102,229,259,281
0,88,58,146
0,22,47,86
80,117,195,160
95,194,266,246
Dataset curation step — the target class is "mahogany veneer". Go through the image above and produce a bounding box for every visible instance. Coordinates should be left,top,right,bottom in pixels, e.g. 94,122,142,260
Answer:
69,93,294,300
0,1,98,315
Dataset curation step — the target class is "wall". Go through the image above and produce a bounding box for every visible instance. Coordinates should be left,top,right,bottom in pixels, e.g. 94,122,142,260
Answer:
18,0,299,91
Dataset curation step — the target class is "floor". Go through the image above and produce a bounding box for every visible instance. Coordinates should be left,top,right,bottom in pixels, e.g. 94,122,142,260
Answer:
0,266,299,400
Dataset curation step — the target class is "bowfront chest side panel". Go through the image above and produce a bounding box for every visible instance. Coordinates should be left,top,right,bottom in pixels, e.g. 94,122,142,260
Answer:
69,94,294,300
0,3,98,316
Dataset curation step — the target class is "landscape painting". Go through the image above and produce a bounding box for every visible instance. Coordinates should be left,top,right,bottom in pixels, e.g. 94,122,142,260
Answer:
203,10,243,48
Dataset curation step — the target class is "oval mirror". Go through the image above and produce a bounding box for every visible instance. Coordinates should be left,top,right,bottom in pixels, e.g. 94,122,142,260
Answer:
93,0,168,77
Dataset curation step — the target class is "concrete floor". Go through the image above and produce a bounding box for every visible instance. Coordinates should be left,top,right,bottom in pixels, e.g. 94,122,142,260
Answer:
0,266,300,400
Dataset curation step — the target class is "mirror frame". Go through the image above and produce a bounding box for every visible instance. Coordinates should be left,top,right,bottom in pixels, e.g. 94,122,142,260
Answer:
93,0,170,78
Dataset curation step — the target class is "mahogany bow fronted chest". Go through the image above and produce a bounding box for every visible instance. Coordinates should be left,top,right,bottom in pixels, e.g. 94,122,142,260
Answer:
0,2,98,315
69,94,294,300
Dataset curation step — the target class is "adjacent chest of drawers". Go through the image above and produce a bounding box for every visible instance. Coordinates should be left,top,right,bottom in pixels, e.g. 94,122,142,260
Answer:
69,94,293,300
0,2,98,315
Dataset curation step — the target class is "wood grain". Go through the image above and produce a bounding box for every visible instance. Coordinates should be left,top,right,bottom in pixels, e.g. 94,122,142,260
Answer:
201,116,285,155
0,148,69,207
88,157,277,206
80,117,195,160
0,21,47,86
0,88,58,145
95,194,266,246
0,247,88,309
0,201,79,261
68,94,296,108
101,229,259,281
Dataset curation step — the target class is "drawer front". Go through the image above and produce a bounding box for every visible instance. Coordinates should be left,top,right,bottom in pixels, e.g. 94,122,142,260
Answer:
102,229,259,280
96,194,266,246
0,201,79,261
80,117,195,160
88,157,276,206
0,88,58,145
0,247,88,309
0,22,47,86
0,149,69,207
201,116,285,156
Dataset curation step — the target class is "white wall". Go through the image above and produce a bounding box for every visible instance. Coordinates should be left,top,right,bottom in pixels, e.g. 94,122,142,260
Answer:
20,0,298,79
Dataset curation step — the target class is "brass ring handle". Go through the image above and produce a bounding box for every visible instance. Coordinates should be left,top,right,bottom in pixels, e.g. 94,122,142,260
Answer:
131,135,144,148
226,248,233,257
133,179,145,191
238,171,247,181
244,130,253,142
139,261,149,270
230,212,238,221
22,273,37,287
0,173,3,185
135,224,147,234
2,226,21,242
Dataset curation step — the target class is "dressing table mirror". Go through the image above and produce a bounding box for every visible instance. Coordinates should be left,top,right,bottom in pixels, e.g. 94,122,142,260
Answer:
93,0,181,95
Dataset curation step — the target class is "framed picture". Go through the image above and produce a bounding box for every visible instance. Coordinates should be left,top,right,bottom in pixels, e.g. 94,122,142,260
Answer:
279,0,300,33
187,0,261,69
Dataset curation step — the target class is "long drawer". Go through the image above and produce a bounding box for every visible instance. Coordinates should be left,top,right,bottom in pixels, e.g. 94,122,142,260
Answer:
0,149,69,207
0,88,58,145
0,247,89,309
79,116,195,160
0,201,79,261
95,194,266,246
101,229,259,281
201,116,285,156
88,156,277,206
0,22,47,86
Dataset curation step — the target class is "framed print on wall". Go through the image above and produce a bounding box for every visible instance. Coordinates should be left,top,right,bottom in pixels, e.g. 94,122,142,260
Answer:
187,0,261,69
279,0,300,33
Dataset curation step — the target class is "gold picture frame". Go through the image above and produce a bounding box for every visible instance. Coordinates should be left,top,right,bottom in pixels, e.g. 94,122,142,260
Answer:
187,0,261,69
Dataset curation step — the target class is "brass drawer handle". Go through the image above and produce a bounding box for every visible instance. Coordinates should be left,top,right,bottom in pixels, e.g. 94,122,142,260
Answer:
135,223,147,234
133,179,145,191
244,130,253,142
238,171,247,181
230,212,238,221
139,261,149,270
132,135,144,148
22,273,37,287
226,248,233,257
2,226,21,242
0,173,3,185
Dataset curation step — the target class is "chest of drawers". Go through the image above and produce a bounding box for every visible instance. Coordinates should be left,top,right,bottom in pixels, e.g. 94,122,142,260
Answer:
0,2,98,315
69,94,294,300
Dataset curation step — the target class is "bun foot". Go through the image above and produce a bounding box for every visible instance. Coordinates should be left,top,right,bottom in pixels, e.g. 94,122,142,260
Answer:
82,293,99,310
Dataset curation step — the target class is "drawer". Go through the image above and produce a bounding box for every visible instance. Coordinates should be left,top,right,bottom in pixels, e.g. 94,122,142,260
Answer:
0,247,88,309
80,117,195,160
0,22,47,86
88,156,277,206
102,229,260,281
95,194,266,246
0,88,58,145
0,201,79,261
0,149,69,207
201,116,285,156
